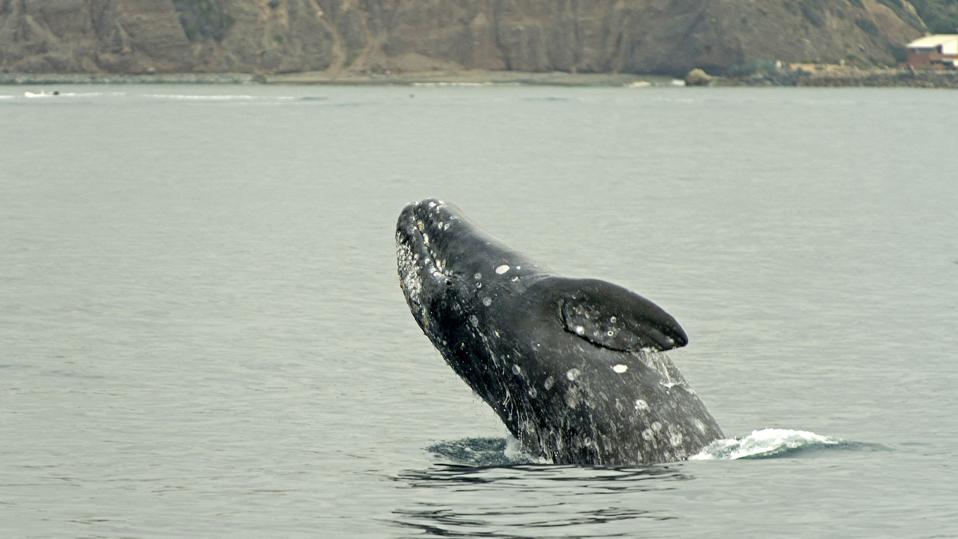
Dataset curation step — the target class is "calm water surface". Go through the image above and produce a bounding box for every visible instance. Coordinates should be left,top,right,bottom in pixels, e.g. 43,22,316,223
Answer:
1,85,956,537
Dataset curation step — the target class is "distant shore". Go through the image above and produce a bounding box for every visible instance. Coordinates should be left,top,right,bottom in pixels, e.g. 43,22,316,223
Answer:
2,68,957,89
0,71,673,87
716,65,958,89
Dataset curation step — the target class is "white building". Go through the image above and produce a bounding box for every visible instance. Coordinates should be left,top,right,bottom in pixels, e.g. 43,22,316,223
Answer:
906,35,958,69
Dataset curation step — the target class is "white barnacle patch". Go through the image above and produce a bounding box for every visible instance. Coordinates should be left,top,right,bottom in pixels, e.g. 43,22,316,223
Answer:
543,376,555,390
641,428,654,441
566,368,581,382
612,364,628,374
416,220,425,232
694,419,706,433
651,421,663,433
482,297,493,307
495,264,510,275
610,316,617,323
473,272,482,280
564,388,581,409
634,399,650,411
511,276,519,282
468,315,479,327
528,387,537,398
422,233,429,245
395,238,424,310
574,325,585,335
511,364,521,375
669,431,684,447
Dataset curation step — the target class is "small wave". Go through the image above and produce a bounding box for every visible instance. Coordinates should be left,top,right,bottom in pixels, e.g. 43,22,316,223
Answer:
142,94,306,103
521,96,573,102
143,94,259,101
59,92,113,97
412,82,491,87
427,437,546,467
690,428,862,460
21,91,125,99
0,95,13,100
429,429,877,467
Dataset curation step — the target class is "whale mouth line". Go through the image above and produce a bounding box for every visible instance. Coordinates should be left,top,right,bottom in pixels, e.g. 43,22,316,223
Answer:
397,216,446,281
396,201,459,321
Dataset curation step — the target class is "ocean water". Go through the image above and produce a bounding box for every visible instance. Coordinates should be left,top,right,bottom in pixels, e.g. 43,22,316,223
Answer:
1,85,956,538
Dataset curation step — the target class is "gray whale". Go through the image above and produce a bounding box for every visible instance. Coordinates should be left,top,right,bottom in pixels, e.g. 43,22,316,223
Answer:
396,199,723,465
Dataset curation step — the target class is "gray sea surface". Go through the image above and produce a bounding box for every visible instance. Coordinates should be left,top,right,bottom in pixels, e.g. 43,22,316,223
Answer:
1,85,956,537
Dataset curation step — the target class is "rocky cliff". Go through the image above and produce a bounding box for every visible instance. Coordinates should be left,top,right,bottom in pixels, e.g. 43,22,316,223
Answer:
0,0,928,76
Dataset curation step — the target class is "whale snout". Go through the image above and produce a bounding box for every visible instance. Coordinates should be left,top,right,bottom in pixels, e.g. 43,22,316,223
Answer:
399,199,461,239
396,199,464,305
397,198,477,268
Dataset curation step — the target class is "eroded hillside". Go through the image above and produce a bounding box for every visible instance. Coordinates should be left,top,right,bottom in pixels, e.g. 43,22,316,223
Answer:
0,0,928,75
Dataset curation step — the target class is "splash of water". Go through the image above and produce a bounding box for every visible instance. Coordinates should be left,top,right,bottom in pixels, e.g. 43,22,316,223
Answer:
427,437,545,466
690,428,842,460
428,429,873,467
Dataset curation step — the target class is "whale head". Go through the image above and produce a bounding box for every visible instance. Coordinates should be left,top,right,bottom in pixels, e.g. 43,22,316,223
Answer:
395,198,540,335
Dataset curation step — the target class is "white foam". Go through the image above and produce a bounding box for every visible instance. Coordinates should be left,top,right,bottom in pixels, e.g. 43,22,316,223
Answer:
412,82,492,87
690,428,839,460
22,91,122,99
503,436,549,464
143,94,259,101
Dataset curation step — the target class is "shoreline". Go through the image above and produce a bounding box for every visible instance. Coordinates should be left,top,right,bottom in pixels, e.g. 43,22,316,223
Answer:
0,71,673,87
1,68,957,89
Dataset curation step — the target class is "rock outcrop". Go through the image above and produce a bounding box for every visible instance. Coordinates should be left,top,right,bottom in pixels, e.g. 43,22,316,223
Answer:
684,68,712,86
0,0,928,76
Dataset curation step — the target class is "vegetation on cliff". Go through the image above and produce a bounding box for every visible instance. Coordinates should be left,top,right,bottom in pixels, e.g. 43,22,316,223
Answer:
0,0,947,77
173,0,233,42
910,0,958,33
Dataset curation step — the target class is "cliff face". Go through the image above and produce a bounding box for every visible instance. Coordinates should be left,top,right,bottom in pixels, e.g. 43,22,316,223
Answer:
0,0,927,76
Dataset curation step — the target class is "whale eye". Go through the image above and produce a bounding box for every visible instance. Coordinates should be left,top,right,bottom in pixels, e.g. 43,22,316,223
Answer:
445,279,452,286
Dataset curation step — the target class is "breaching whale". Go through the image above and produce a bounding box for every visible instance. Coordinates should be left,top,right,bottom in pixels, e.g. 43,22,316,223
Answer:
396,199,723,466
